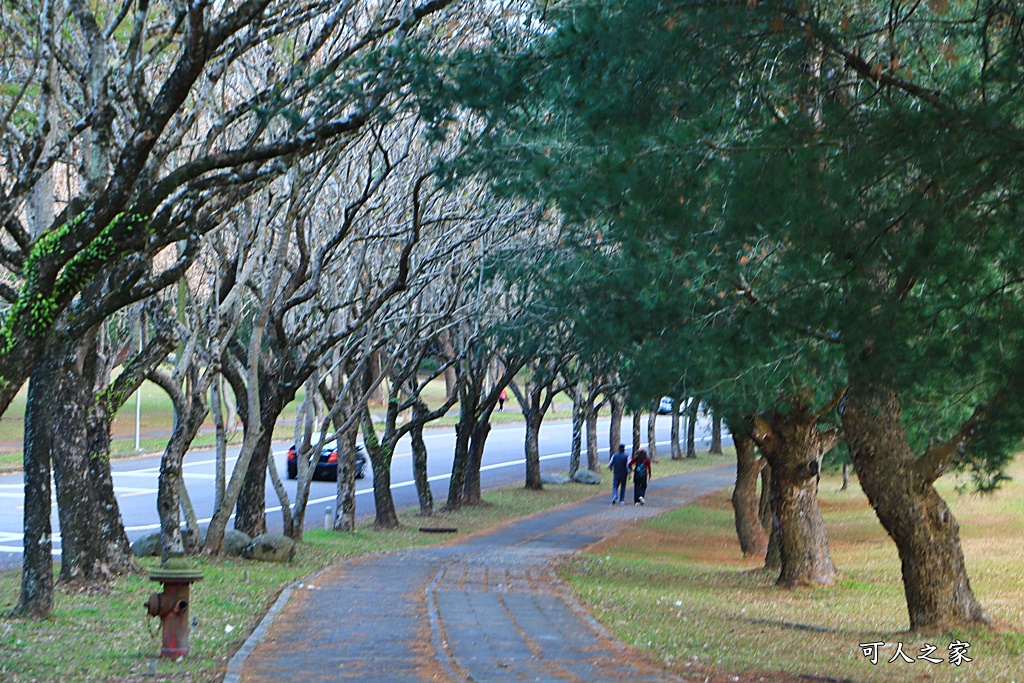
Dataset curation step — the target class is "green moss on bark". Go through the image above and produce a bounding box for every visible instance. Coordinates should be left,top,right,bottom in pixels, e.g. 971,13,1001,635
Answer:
0,210,149,352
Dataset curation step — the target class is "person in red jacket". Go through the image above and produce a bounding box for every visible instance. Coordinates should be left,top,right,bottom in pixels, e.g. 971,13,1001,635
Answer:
628,447,652,505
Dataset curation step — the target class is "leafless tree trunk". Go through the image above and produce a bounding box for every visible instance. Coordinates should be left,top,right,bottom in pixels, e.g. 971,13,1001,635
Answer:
334,370,363,532
0,0,464,418
411,399,433,516
670,395,683,460
631,411,642,457
608,392,623,458
710,409,723,455
211,377,228,515
584,388,600,472
510,356,566,491
150,364,214,563
462,361,520,505
568,382,584,478
647,403,658,461
685,397,700,458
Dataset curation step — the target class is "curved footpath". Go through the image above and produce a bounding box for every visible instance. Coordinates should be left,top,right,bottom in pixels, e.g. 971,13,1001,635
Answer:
226,465,735,683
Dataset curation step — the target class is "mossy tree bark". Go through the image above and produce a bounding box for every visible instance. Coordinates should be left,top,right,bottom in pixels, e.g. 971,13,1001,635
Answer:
411,399,433,516
84,316,176,571
446,377,480,512
45,320,165,585
334,417,361,532
17,353,58,618
524,412,544,490
462,416,493,505
362,407,400,530
48,333,110,585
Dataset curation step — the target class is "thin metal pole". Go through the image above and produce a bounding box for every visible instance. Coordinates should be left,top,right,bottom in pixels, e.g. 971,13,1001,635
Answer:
135,314,143,450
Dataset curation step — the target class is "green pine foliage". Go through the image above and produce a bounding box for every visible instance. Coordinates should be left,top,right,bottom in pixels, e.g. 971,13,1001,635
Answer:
435,0,1024,487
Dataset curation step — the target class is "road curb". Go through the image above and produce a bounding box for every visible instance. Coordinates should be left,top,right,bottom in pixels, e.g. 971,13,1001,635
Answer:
222,562,335,683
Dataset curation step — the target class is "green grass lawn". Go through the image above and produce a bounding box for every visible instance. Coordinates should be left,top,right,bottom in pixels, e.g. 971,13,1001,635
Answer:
560,457,1024,683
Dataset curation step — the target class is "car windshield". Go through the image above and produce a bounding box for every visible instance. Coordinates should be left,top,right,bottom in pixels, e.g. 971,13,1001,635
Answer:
294,433,337,451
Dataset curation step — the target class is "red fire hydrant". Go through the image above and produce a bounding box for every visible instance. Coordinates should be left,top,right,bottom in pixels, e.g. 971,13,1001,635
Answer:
144,550,204,658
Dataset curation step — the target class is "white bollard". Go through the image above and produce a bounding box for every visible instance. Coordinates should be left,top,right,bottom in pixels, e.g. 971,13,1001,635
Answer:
324,507,332,531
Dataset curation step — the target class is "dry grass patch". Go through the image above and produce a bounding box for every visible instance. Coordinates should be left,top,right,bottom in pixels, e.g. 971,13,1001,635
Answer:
562,457,1024,683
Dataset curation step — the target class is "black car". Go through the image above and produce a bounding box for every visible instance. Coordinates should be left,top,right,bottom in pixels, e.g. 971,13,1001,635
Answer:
286,441,366,481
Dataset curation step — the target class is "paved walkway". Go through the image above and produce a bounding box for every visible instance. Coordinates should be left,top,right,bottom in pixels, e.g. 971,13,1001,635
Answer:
226,465,735,683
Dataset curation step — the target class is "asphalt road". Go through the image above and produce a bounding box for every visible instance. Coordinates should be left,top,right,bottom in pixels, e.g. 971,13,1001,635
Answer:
0,415,725,570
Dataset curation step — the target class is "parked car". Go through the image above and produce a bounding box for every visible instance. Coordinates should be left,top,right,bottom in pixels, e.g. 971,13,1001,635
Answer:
286,439,366,481
657,396,674,415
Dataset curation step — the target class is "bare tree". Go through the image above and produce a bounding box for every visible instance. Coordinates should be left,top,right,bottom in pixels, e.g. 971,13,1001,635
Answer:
647,401,659,462
670,394,683,460
567,379,584,478
507,352,570,491
9,0,464,619
607,389,623,457
0,0,465,414
685,396,700,459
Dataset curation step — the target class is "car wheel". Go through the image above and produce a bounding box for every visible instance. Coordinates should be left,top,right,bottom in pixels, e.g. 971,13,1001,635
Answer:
356,464,366,479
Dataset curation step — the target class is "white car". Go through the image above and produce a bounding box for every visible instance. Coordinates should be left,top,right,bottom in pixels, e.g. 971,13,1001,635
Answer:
657,397,673,414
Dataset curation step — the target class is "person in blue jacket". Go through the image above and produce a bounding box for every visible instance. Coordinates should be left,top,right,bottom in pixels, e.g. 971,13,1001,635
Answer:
608,444,629,505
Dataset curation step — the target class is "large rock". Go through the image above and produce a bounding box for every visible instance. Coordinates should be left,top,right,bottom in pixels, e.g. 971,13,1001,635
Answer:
541,473,570,485
131,532,161,557
572,469,602,485
242,533,296,563
224,529,252,557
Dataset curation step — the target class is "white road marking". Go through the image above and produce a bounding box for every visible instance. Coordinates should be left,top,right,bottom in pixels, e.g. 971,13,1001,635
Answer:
0,433,720,554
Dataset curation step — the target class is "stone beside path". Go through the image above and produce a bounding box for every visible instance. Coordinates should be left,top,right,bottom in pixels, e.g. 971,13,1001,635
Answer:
227,465,735,683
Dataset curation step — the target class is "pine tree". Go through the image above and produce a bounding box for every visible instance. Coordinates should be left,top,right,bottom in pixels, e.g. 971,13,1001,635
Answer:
442,0,1024,627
